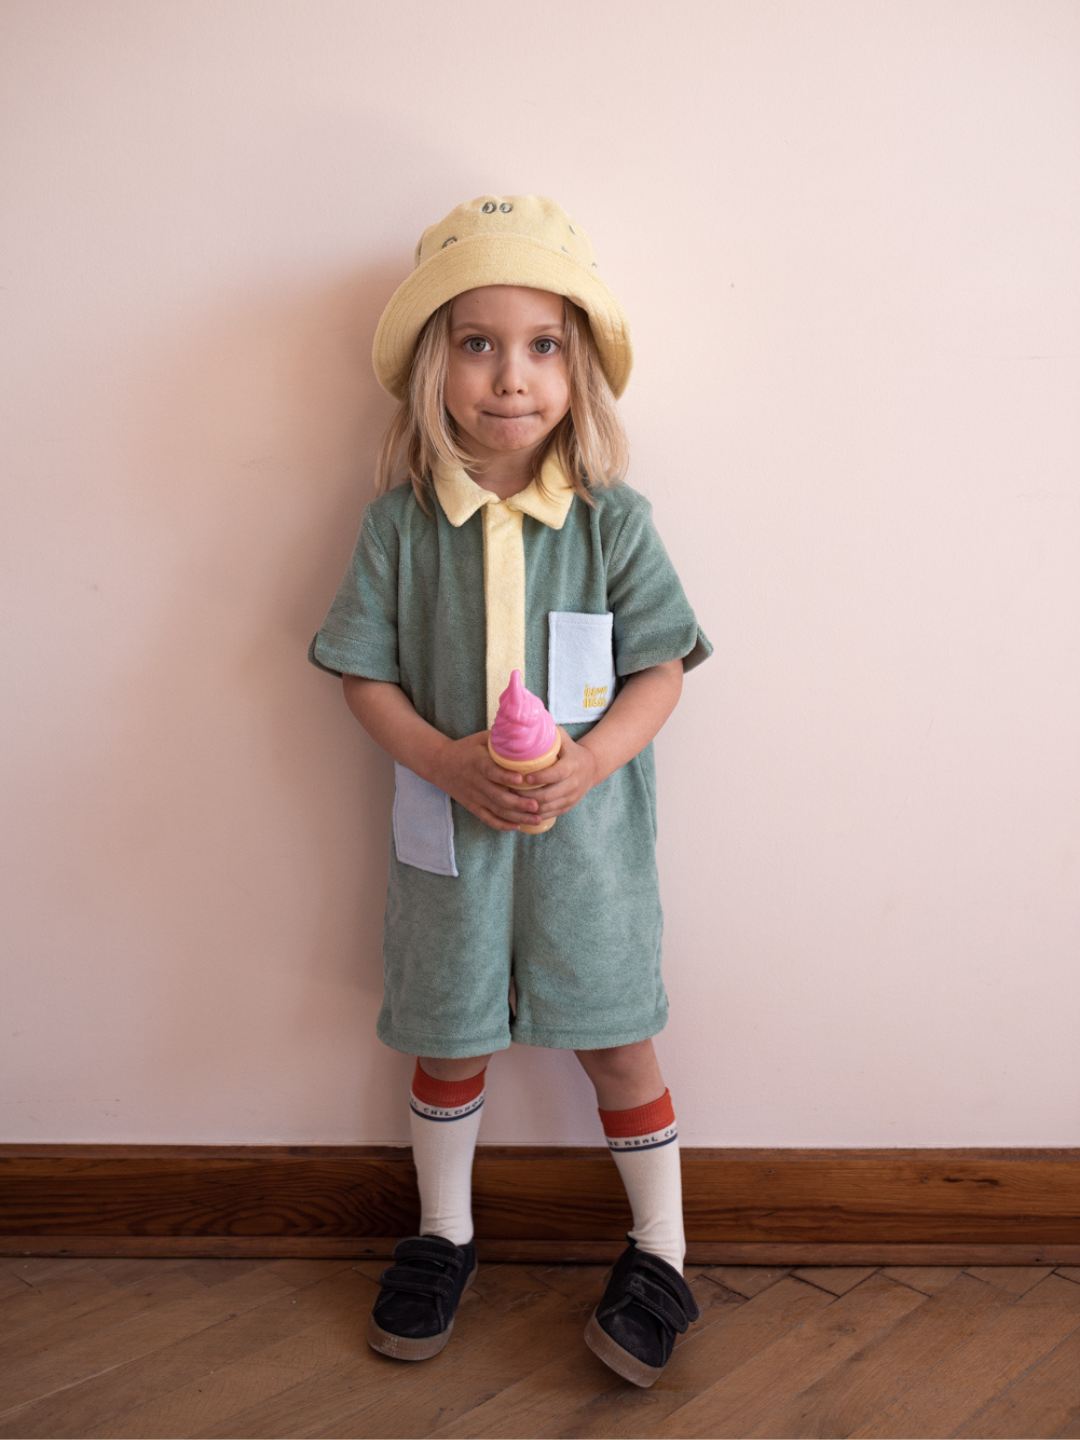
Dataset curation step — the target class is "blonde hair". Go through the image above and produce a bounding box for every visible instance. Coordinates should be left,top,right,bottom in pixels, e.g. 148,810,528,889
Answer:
375,298,628,510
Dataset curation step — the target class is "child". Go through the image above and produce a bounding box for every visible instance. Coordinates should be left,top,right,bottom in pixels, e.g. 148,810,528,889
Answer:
310,195,712,1387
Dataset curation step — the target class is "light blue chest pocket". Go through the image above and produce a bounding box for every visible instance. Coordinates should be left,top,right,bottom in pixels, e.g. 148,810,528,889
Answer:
548,611,617,723
392,763,458,876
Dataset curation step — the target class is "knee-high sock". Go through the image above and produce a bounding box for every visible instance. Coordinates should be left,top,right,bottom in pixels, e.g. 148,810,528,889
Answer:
409,1061,486,1246
599,1088,685,1272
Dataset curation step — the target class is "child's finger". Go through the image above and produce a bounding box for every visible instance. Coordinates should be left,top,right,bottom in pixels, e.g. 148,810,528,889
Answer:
487,777,540,809
485,815,521,831
523,770,571,800
507,795,541,816
486,785,538,819
471,799,520,831
534,778,586,813
516,759,563,787
483,760,524,786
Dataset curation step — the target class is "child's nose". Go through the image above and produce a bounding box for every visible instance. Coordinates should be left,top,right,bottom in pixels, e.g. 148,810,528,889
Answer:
495,350,527,392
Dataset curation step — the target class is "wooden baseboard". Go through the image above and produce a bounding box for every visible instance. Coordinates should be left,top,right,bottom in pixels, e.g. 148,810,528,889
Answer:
2,1145,1078,1265
3,1236,1080,1265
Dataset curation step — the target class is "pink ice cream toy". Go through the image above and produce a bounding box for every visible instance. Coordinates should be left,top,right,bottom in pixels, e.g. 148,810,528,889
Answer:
487,670,561,834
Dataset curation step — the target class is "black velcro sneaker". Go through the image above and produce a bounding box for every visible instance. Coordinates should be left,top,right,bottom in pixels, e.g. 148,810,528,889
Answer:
367,1234,478,1361
584,1242,700,1386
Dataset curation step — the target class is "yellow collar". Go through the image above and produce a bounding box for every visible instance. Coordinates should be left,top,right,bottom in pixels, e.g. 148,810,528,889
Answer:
433,455,575,530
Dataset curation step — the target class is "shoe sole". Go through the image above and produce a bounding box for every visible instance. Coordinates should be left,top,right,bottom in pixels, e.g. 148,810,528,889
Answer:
584,1312,665,1388
366,1256,478,1361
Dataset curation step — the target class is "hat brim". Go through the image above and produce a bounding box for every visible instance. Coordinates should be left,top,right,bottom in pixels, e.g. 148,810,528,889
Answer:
372,233,632,400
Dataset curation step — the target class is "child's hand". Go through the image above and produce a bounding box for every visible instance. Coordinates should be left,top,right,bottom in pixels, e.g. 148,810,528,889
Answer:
432,731,545,832
520,728,601,820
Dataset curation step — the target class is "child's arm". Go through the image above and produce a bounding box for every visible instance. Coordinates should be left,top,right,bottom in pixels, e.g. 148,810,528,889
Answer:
342,677,543,832
527,658,684,821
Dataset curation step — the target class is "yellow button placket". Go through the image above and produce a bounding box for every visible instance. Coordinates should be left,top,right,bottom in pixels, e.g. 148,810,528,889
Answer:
432,458,572,729
481,500,527,728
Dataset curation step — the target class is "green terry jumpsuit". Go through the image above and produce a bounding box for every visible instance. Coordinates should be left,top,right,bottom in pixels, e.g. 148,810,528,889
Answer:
310,470,711,1058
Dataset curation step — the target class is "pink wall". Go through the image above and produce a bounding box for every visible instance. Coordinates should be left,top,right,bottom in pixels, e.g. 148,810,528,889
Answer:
3,0,1078,1145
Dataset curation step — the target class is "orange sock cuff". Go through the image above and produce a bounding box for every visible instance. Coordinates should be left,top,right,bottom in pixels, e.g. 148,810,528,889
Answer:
598,1088,676,1140
412,1061,487,1109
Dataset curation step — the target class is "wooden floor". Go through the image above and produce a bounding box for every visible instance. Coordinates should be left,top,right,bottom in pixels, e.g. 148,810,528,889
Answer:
1,1257,1080,1438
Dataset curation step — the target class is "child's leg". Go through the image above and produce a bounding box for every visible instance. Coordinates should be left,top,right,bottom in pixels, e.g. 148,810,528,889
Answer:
575,1039,685,1272
576,1040,697,1385
367,1055,492,1361
410,1054,491,1244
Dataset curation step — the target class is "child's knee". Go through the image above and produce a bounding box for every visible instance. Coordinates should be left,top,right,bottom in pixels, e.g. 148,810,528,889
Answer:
417,1054,492,1083
576,1038,658,1085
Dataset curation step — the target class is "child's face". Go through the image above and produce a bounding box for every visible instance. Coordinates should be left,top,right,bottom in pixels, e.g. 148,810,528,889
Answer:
444,286,570,467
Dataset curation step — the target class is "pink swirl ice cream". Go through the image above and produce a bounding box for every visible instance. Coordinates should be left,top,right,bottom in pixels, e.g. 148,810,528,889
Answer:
489,670,557,763
487,670,561,833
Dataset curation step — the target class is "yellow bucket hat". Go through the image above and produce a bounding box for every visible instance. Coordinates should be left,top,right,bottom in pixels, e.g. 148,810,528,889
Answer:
372,194,632,400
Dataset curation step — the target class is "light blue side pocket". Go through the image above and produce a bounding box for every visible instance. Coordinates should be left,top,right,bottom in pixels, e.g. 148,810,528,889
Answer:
392,763,458,877
548,611,617,723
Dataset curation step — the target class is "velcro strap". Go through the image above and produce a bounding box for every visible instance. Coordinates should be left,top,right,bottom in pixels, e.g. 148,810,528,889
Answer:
631,1252,700,1323
598,1272,692,1334
377,1266,455,1300
393,1238,464,1270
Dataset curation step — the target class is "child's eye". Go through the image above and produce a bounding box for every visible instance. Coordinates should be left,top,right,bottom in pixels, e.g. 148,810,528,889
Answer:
533,337,559,355
464,337,491,354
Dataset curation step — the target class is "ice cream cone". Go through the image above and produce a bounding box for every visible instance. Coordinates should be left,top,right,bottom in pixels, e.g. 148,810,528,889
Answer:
487,669,562,834
487,735,561,833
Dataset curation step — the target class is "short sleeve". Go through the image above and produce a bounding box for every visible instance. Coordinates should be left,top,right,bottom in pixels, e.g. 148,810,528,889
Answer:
606,495,713,676
308,508,401,681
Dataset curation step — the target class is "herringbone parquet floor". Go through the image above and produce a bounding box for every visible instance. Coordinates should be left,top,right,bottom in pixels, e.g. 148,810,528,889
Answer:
2,1255,1080,1437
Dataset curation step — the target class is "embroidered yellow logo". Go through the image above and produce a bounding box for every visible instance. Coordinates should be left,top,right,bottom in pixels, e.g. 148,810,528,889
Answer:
583,684,609,709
